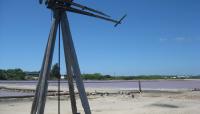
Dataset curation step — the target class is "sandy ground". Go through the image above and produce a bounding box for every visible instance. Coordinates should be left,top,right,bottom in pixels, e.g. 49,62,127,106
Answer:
1,89,200,114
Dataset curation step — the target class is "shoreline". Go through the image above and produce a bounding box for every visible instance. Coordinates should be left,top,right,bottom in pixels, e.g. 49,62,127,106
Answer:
1,81,200,114
0,84,194,100
1,88,200,114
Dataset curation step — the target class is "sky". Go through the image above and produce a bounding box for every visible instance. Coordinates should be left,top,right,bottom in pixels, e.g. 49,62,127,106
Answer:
0,0,200,76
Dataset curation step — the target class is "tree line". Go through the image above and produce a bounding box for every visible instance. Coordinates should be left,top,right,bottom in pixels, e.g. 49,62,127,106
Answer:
1,65,200,80
0,69,25,80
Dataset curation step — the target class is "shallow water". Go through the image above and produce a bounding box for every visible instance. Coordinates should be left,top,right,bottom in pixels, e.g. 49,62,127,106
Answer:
0,80,200,89
1,80,200,97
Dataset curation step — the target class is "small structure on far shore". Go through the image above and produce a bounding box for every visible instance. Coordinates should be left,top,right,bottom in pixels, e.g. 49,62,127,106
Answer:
25,71,39,80
138,80,142,93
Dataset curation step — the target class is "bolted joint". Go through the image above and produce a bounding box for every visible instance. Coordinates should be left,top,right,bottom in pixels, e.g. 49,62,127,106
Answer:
46,0,57,9
46,0,72,10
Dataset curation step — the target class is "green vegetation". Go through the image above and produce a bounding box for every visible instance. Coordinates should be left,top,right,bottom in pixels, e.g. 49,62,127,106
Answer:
0,69,25,80
50,63,60,79
1,67,200,80
81,74,178,80
81,73,112,80
115,75,169,80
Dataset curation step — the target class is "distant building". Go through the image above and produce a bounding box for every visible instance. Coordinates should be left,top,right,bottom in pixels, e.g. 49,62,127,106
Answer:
170,76,177,79
177,75,189,79
25,71,39,80
25,72,66,80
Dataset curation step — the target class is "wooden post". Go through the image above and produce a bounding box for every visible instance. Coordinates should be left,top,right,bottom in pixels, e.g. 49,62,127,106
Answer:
61,12,78,114
138,80,142,93
31,10,91,114
31,11,59,114
61,12,91,114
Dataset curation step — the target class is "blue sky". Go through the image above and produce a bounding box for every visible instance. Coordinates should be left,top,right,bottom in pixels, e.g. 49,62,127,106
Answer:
0,0,200,76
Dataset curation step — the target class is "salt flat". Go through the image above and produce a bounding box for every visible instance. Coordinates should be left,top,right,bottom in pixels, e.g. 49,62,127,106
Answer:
0,89,200,114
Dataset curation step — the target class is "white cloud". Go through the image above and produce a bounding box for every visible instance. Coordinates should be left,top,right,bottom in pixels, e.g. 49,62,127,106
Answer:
175,37,186,41
159,37,189,42
159,38,168,42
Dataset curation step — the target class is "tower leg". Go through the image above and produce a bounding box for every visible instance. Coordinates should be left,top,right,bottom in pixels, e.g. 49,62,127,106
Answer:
62,24,78,114
61,12,91,114
31,11,60,114
31,34,49,114
61,12,77,114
